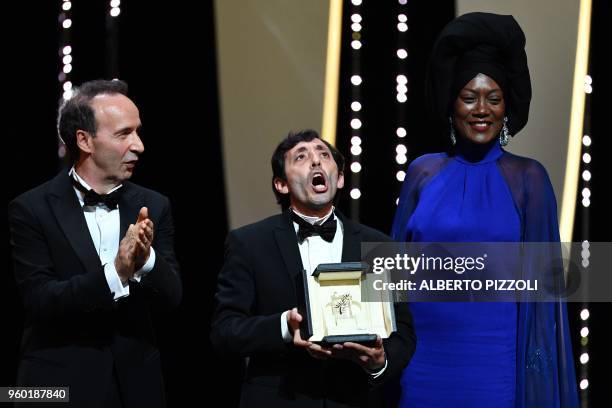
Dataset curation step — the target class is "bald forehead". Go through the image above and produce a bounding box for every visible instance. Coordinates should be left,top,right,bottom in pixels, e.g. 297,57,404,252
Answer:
90,93,139,116
89,93,141,132
90,94,139,120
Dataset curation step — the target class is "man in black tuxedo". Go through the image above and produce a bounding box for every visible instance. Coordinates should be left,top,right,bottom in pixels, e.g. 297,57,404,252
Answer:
8,80,182,407
211,130,415,407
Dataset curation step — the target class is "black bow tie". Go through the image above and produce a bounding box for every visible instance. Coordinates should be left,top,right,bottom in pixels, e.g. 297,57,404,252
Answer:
71,176,122,209
291,211,337,243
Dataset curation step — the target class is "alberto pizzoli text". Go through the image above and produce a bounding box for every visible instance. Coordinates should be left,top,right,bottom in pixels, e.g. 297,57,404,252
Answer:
373,279,538,292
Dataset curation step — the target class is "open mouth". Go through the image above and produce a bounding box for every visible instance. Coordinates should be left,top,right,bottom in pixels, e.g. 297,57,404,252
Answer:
311,172,328,193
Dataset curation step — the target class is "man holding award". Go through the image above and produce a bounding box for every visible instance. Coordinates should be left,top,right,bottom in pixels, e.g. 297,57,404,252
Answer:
211,130,415,407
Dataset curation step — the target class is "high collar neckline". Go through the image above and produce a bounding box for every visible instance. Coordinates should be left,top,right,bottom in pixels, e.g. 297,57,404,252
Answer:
453,139,503,164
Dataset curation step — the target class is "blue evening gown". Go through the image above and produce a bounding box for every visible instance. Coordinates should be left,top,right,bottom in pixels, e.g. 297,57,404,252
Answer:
391,140,578,408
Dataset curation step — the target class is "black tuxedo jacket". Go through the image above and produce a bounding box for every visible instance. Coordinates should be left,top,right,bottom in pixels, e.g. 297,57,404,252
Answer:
211,211,416,407
8,171,182,408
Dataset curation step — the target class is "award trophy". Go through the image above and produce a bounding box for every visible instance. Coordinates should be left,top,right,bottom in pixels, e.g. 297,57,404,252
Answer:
297,262,396,346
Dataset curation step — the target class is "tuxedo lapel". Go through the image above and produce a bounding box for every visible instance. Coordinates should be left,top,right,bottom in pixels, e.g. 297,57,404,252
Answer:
47,172,103,274
273,211,364,291
338,212,362,262
118,182,145,238
273,212,304,292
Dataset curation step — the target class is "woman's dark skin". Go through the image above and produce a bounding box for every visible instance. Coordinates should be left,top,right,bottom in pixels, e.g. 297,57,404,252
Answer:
453,73,506,144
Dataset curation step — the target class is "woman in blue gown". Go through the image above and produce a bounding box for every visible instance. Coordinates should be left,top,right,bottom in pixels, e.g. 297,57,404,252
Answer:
391,13,578,408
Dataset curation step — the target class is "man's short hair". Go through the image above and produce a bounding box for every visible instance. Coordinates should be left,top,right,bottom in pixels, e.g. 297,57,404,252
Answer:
271,129,345,211
57,79,129,163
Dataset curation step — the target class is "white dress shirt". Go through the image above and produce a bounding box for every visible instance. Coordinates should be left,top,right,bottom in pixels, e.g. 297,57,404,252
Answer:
70,168,155,300
279,207,387,378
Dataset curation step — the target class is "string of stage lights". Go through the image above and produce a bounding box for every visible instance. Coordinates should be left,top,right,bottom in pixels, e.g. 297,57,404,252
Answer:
348,0,363,218
57,0,73,160
395,0,409,206
578,72,592,406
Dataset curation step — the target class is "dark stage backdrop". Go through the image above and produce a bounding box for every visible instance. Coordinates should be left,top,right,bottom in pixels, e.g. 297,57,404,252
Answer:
3,1,239,406
333,1,611,406
336,0,456,233
4,0,63,394
569,0,612,404
3,1,610,407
